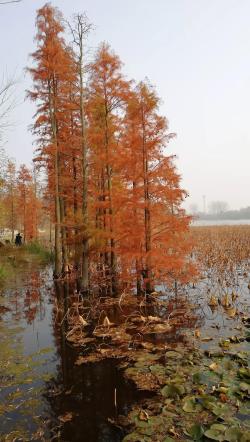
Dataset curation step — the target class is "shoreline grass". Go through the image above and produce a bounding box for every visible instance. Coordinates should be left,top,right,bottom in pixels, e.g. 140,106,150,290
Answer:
0,241,54,285
23,241,54,263
0,265,8,284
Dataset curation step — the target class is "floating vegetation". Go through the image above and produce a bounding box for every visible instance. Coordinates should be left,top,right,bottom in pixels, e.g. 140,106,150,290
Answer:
121,341,250,441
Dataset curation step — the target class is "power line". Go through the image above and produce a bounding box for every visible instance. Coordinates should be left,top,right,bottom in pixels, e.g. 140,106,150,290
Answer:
0,0,21,5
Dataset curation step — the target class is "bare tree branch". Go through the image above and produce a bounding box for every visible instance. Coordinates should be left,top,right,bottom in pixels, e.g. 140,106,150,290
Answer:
66,12,94,72
0,76,17,144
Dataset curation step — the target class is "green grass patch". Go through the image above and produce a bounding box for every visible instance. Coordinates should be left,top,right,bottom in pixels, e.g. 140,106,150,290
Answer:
0,264,7,283
24,241,54,263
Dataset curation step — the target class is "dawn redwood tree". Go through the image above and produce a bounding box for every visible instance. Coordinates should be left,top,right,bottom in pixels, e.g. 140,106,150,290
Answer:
68,13,92,293
87,43,130,294
120,81,195,292
28,3,77,275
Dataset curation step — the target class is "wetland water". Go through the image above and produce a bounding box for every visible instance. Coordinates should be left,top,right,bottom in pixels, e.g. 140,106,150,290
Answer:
0,257,144,441
0,245,250,441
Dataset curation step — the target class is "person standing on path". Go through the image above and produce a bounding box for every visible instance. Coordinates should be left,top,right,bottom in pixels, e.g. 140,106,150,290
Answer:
15,233,22,246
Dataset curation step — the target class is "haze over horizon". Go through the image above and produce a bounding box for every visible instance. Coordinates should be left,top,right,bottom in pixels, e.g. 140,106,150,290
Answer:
1,0,249,211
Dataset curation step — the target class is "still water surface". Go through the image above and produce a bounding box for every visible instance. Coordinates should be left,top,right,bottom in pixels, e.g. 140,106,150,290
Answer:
1,248,249,441
0,258,140,441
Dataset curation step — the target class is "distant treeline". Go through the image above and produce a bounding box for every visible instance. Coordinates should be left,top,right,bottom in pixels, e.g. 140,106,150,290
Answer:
196,206,250,220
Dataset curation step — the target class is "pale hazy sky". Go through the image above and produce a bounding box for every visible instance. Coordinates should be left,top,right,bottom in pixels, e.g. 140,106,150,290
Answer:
0,0,249,210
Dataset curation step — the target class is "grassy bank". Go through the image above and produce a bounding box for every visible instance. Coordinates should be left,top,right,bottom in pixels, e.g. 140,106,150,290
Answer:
0,241,54,286
23,241,54,263
0,265,8,285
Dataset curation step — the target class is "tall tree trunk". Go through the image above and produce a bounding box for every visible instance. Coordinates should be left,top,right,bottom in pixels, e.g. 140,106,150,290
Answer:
72,155,78,264
141,104,152,294
11,182,14,242
33,169,38,240
76,20,89,293
48,80,62,276
60,196,68,270
49,210,52,244
54,143,62,276
23,188,26,243
133,181,142,295
70,104,79,266
104,105,117,296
